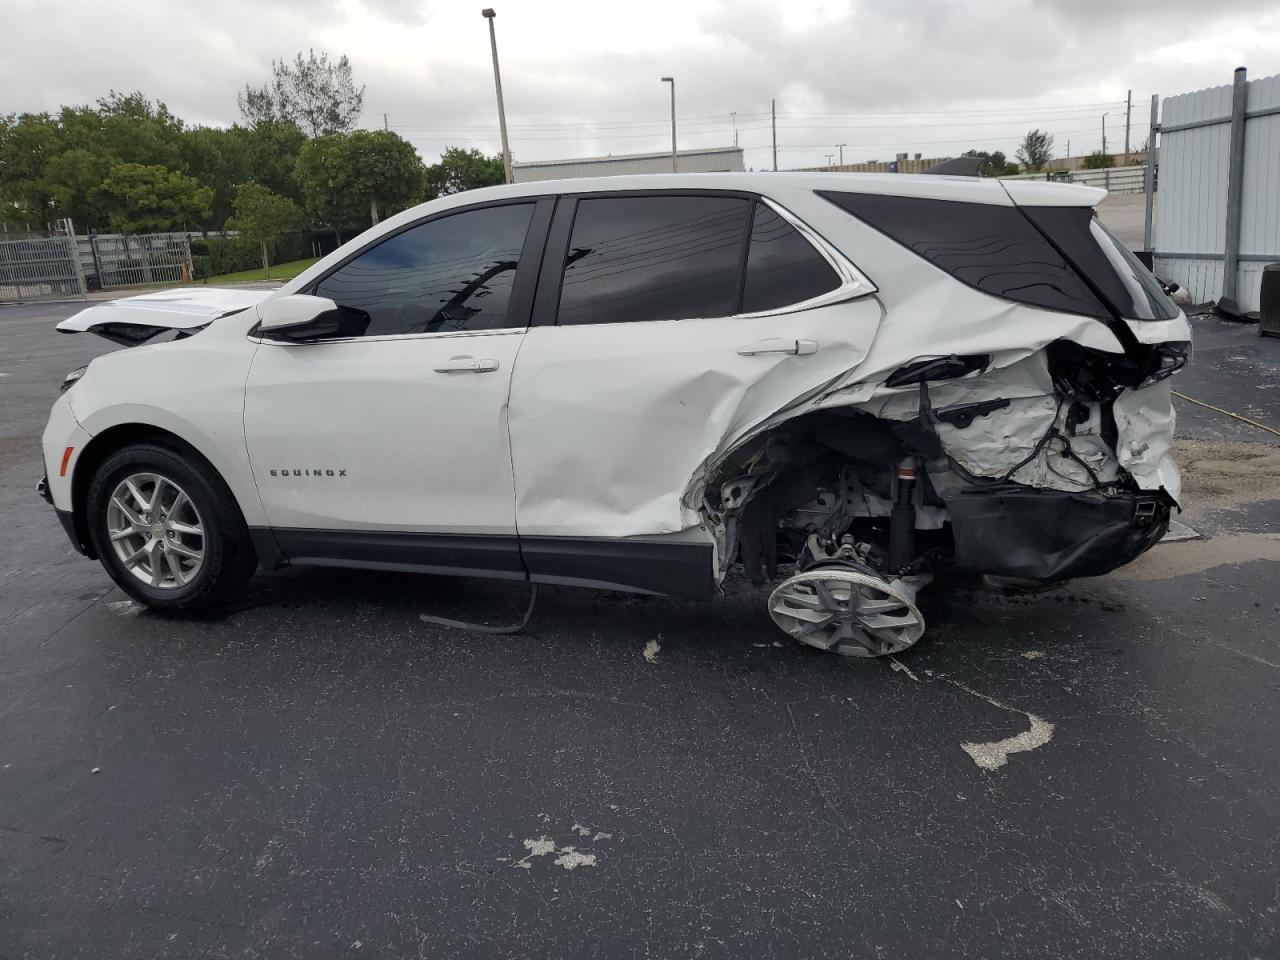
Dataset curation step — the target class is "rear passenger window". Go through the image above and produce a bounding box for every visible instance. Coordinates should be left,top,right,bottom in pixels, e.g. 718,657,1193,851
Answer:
557,195,750,325
819,191,1110,318
742,203,841,312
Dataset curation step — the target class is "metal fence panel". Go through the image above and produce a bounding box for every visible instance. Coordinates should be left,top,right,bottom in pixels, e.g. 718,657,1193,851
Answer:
92,234,193,289
0,236,86,303
1000,165,1148,194
1238,74,1280,310
1154,72,1280,311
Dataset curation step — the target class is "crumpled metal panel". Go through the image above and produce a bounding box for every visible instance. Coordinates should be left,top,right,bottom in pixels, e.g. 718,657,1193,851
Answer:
1113,378,1182,503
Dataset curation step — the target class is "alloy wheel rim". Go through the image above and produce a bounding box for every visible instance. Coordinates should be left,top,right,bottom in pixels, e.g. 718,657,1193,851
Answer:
768,567,925,657
105,472,205,590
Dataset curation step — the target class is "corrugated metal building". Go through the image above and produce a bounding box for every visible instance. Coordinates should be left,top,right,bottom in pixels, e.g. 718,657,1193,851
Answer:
512,146,744,183
1154,71,1280,312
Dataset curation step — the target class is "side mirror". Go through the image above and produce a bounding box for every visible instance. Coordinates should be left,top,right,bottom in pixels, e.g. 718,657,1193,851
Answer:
256,294,344,343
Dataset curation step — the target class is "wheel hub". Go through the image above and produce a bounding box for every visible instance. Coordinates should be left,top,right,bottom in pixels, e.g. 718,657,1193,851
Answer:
105,472,205,590
767,565,926,658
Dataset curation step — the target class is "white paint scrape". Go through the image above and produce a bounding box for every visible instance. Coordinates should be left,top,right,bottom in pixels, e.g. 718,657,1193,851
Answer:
947,678,1056,772
643,639,661,663
961,714,1056,771
513,834,602,871
553,848,597,871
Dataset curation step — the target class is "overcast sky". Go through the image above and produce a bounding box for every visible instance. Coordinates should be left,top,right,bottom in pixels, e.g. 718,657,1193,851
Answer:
4,0,1278,170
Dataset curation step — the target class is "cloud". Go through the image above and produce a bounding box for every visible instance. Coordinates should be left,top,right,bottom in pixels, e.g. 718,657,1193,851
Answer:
2,0,1277,169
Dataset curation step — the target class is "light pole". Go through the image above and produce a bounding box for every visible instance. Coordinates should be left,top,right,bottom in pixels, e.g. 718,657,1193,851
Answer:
1101,111,1109,157
731,111,737,147
836,143,847,167
481,9,513,184
825,153,834,169
661,77,677,172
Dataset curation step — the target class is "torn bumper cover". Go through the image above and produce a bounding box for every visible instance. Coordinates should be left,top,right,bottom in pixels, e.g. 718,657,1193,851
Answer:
946,487,1170,581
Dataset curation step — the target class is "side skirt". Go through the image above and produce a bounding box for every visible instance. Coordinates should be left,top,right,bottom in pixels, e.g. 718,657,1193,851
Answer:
253,528,716,601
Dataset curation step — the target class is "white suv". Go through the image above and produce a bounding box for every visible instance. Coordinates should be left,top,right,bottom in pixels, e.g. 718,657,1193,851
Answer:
41,173,1189,657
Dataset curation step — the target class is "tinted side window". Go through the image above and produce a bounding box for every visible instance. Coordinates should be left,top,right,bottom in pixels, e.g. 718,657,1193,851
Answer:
557,196,750,325
742,203,841,312
818,191,1110,318
314,203,535,336
1021,206,1178,320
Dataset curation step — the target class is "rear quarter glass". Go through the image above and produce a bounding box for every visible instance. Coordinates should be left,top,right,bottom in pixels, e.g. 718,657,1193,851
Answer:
1019,206,1178,321
817,190,1111,318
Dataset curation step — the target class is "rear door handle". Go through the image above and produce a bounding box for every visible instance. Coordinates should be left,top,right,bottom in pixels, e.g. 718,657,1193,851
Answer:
737,338,818,357
434,356,500,373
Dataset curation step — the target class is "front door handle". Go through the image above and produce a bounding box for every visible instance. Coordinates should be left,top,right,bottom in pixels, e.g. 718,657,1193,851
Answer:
434,356,500,374
737,338,818,357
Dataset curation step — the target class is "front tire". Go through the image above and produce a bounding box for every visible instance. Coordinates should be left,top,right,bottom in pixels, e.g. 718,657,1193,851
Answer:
86,443,257,612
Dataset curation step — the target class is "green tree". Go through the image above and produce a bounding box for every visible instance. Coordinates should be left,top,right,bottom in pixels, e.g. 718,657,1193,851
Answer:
425,147,504,198
1015,129,1055,172
961,149,1018,177
341,130,425,225
226,182,303,277
239,49,364,137
1082,150,1115,169
294,131,425,240
44,148,112,229
98,162,213,233
0,112,64,225
234,121,307,202
294,134,361,243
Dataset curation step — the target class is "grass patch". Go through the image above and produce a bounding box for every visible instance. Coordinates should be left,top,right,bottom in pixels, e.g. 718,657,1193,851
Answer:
202,257,319,284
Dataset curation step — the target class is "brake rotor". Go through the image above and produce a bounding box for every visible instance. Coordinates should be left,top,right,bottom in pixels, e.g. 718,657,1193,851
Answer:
767,565,926,658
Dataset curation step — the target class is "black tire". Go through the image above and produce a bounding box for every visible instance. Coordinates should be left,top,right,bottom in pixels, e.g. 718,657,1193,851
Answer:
86,442,258,612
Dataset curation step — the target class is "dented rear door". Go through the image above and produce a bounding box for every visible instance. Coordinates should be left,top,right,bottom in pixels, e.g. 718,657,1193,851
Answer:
507,191,882,548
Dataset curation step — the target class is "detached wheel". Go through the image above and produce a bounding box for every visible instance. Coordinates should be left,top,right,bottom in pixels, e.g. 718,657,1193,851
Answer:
86,443,257,612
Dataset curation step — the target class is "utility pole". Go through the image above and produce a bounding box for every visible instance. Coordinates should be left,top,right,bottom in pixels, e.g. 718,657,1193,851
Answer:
1124,89,1132,162
836,143,847,167
383,113,388,131
825,153,834,169
481,9,513,184
771,99,777,171
1101,112,1108,155
661,77,677,172
731,111,737,147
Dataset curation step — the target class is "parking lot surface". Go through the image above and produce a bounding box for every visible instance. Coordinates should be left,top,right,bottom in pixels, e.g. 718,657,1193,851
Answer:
2,299,1279,959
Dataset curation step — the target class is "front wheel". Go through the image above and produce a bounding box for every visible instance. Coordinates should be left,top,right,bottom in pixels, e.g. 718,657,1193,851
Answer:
86,443,257,612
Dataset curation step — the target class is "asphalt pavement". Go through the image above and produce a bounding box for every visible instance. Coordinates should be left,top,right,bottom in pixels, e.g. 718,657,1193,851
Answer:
2,299,1278,959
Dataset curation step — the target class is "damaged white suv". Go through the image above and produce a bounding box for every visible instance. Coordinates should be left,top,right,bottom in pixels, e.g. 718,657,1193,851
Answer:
41,173,1188,656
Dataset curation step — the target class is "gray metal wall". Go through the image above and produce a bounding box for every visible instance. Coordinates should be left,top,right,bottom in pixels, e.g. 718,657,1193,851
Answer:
1154,72,1280,311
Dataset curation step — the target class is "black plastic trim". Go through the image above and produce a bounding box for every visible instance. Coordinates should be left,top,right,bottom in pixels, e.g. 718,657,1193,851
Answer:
255,527,716,600
521,536,715,600
531,197,577,327
247,527,287,572
54,508,89,556
270,528,526,581
945,487,1169,581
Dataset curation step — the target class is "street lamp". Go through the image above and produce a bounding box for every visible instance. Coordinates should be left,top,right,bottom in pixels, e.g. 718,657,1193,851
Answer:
481,9,513,184
836,143,847,167
661,77,677,172
1101,111,1109,156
